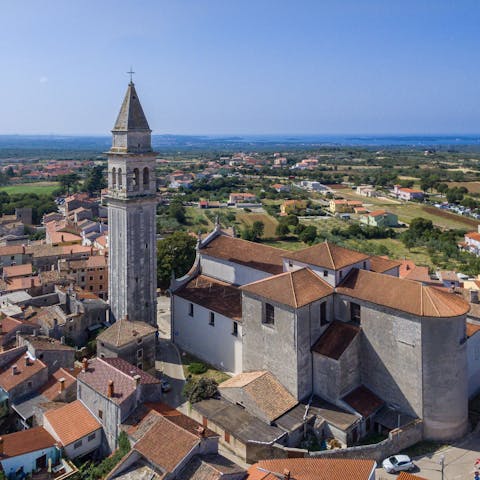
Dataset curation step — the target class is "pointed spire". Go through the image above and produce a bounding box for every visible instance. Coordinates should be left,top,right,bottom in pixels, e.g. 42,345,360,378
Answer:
113,82,151,132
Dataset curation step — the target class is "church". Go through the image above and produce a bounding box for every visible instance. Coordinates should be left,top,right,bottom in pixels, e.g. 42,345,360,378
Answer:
171,226,471,442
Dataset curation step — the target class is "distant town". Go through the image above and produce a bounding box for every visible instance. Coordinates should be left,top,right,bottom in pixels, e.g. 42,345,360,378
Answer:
0,83,479,480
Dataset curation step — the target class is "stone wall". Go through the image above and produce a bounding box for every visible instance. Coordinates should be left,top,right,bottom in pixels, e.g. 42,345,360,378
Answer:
245,419,423,464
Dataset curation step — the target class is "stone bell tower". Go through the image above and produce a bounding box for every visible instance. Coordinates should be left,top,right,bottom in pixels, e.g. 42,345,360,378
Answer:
106,80,157,325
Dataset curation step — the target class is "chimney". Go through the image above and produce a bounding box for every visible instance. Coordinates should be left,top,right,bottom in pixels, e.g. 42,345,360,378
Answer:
11,365,18,376
470,289,479,304
58,378,65,392
0,437,4,456
82,357,88,372
133,374,141,386
61,235,64,242
22,245,25,254
283,470,290,480
196,426,205,437
24,355,30,367
107,380,114,398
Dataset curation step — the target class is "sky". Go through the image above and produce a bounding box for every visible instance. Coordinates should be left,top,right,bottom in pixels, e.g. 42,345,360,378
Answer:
0,0,479,135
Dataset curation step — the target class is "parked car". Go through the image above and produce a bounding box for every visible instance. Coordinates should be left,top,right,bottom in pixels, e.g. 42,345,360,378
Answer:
382,455,415,473
161,379,171,393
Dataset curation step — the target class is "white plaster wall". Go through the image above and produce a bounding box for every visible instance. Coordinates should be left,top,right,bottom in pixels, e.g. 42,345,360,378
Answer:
200,255,272,286
467,332,480,398
173,296,243,374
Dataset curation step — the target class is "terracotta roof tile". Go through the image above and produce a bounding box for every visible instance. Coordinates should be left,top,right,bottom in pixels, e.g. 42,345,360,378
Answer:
336,269,469,318
97,319,157,347
0,352,47,392
134,415,199,473
176,275,242,321
44,400,101,446
219,371,298,422
3,264,33,278
312,321,360,360
200,235,286,275
398,473,428,480
248,458,376,480
0,426,56,458
241,268,333,308
39,368,77,401
102,358,160,385
342,385,384,417
369,256,402,273
283,241,369,270
466,232,480,241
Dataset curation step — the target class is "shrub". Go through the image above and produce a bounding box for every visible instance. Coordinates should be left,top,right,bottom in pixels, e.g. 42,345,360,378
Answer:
183,377,218,403
188,362,208,375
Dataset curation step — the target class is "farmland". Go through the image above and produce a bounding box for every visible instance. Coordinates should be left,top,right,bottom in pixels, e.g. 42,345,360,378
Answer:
0,181,59,195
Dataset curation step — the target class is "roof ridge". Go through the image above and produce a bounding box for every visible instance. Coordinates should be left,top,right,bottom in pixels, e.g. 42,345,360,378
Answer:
289,272,298,308
423,286,440,316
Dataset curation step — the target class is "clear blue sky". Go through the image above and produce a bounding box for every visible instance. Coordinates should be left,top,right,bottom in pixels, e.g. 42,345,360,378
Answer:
1,0,479,135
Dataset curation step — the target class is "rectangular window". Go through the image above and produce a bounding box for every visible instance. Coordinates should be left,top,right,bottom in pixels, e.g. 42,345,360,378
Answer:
339,270,343,279
323,270,328,277
87,433,96,442
74,440,83,449
232,321,238,336
189,303,194,317
288,260,293,268
320,301,327,326
264,303,275,325
98,410,103,420
137,349,143,359
99,275,103,280
224,431,231,443
350,302,361,324
209,312,215,326
89,276,94,281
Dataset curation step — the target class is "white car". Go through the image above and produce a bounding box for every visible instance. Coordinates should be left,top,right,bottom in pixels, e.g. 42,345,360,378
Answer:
382,455,415,473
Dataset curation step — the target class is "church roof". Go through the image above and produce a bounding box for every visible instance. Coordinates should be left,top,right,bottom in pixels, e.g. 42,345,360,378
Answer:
97,318,157,347
241,268,333,308
282,241,369,270
113,82,151,132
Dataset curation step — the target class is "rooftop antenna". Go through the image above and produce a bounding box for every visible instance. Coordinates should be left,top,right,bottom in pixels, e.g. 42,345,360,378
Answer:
127,67,135,84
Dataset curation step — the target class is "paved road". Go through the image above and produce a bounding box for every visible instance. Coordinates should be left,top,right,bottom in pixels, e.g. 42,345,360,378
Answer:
376,431,480,480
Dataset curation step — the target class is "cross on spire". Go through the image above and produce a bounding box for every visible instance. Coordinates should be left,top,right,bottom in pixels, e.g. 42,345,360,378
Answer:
127,67,135,84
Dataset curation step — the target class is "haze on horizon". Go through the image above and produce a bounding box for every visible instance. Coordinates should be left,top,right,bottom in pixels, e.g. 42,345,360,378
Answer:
1,0,479,136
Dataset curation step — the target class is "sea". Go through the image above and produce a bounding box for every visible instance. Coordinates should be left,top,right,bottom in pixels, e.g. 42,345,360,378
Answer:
1,134,480,156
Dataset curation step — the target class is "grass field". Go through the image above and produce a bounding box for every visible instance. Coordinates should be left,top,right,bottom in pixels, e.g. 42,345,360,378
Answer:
0,181,59,195
447,181,480,194
237,212,279,238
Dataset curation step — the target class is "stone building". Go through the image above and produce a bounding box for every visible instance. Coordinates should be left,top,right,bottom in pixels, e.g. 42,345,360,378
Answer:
105,81,157,325
77,357,162,453
96,317,157,371
172,230,471,442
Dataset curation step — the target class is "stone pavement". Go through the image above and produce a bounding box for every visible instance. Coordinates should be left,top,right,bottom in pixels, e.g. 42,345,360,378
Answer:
377,431,480,480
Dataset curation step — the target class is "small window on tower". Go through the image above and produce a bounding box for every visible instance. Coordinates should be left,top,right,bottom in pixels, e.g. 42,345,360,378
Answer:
189,303,194,317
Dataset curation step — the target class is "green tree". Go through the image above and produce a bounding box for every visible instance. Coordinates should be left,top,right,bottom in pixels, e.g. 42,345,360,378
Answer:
58,173,80,194
275,222,290,237
157,231,197,289
182,377,218,403
84,165,107,194
169,198,186,224
251,220,265,240
299,225,317,245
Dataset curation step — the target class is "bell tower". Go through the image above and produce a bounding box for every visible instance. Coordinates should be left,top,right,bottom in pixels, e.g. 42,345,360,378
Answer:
106,80,157,325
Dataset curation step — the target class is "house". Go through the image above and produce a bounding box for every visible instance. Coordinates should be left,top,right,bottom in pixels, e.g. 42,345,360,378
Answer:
329,199,363,214
172,229,471,443
228,193,258,205
107,404,231,480
96,317,157,371
393,185,424,201
43,400,103,459
356,185,378,198
247,458,376,480
280,200,307,216
77,357,162,453
463,230,480,256
272,184,290,193
0,427,61,479
360,210,398,228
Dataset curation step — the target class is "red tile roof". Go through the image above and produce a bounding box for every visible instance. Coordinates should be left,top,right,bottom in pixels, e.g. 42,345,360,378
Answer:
44,400,101,446
248,458,376,480
369,256,401,273
312,321,360,360
241,268,333,308
0,426,56,458
342,385,384,417
39,368,77,401
176,275,242,321
200,234,286,275
283,241,369,270
0,352,47,392
336,269,469,318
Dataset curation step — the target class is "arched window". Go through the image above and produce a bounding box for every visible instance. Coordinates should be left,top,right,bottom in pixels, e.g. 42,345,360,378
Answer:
133,168,140,189
111,167,116,187
118,168,123,187
143,167,149,188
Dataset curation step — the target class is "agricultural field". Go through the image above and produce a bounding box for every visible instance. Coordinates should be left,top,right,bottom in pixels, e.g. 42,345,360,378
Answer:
0,181,59,195
236,212,279,238
447,181,480,194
